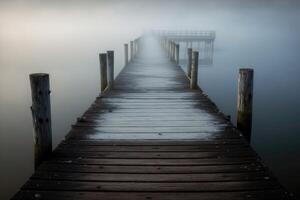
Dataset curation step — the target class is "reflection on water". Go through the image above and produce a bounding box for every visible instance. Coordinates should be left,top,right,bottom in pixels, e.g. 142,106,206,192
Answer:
1,1,300,199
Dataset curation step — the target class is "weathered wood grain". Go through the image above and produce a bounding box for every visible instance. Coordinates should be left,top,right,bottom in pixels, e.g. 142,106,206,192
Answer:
29,73,52,169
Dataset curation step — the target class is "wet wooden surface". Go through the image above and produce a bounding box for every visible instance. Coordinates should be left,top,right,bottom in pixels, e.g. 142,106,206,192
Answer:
12,37,291,200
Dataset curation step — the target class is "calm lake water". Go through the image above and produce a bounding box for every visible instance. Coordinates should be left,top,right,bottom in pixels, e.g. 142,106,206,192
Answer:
0,1,300,199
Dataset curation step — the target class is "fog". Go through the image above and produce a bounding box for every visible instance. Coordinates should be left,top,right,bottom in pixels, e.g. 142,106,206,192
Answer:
0,0,300,199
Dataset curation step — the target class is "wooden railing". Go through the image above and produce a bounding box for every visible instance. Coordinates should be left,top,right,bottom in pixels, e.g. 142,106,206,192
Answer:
151,30,216,40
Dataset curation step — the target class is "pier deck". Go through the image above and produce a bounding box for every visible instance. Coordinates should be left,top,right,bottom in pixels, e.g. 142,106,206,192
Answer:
12,37,290,200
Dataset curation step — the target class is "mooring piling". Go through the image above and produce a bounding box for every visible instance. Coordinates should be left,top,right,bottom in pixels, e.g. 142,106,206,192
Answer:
107,50,114,89
172,42,176,62
168,40,171,58
124,43,129,65
99,53,108,92
237,68,254,141
169,40,173,61
29,73,52,169
170,41,174,61
133,40,136,57
134,39,138,57
190,51,199,89
130,41,134,61
175,43,180,65
187,48,193,78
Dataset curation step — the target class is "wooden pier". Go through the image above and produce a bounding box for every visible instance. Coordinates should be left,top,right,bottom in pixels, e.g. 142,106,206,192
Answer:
153,30,215,65
12,36,291,200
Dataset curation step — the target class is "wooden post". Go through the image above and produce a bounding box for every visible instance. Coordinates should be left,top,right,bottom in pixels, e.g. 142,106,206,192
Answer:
171,42,175,61
170,41,173,60
168,41,171,59
133,40,136,57
170,41,173,61
210,40,214,62
107,50,114,89
134,39,138,56
190,51,199,89
237,68,254,141
99,53,108,92
173,42,176,61
175,44,180,65
130,41,134,61
29,73,52,169
124,43,129,65
187,48,192,78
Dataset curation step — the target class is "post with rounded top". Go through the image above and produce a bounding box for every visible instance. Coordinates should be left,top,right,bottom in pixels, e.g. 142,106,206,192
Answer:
237,68,254,141
175,44,180,65
107,51,114,89
130,41,134,61
124,43,129,65
187,48,193,78
190,51,199,89
29,73,52,169
99,53,108,92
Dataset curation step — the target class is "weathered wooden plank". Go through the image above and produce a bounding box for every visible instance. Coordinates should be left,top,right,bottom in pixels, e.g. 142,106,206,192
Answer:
56,144,249,152
89,103,218,108
62,139,245,145
32,171,272,182
67,133,241,140
82,113,226,120
22,180,279,192
80,118,228,124
52,151,256,159
84,109,221,114
37,163,263,173
12,190,291,200
69,126,230,133
98,98,210,103
74,121,227,127
45,157,260,166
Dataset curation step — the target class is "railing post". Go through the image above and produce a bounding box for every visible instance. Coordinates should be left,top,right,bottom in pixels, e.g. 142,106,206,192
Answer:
187,48,192,78
130,41,134,61
190,51,199,89
124,43,129,65
237,68,254,141
107,50,114,89
99,53,108,92
175,44,180,65
29,73,52,169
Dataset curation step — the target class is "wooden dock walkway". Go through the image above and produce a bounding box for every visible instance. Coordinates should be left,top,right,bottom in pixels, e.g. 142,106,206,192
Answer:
12,37,291,200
